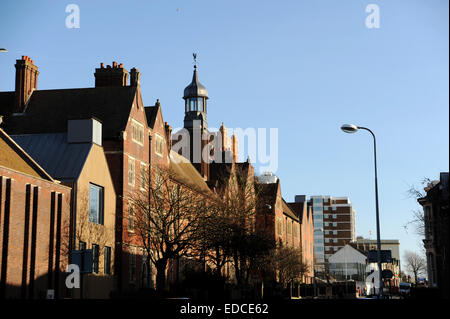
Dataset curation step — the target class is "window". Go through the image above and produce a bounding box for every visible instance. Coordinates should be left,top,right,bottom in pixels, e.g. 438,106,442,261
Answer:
324,230,330,235
92,244,100,274
104,246,111,275
332,222,337,227
89,183,104,224
287,221,292,235
333,239,338,243
324,222,329,227
79,241,86,250
128,158,135,186
293,224,298,238
155,134,164,157
131,120,144,145
333,230,338,235
129,247,136,283
325,238,330,243
140,164,147,189
128,207,134,232
276,217,282,236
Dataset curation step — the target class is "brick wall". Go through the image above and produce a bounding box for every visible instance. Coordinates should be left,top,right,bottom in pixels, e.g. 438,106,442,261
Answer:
0,166,71,299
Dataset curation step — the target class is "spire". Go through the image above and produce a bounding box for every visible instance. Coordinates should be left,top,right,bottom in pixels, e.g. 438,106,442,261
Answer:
183,53,208,100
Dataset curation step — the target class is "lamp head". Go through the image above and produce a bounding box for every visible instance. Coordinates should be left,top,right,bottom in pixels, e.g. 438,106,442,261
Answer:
0,48,7,52
341,124,359,133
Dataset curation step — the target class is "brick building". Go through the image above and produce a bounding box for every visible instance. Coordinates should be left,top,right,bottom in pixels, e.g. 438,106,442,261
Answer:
10,119,117,299
418,172,449,299
288,195,314,284
0,127,71,299
308,196,356,274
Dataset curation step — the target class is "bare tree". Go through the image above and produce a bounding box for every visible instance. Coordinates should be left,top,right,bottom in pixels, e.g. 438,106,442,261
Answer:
403,250,426,286
127,165,212,293
403,178,431,237
271,245,308,287
207,164,275,288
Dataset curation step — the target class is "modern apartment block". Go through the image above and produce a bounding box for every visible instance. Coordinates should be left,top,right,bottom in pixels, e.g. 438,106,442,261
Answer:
309,196,356,271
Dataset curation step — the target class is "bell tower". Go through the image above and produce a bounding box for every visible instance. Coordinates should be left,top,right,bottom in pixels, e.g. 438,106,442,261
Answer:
183,54,210,180
183,53,209,129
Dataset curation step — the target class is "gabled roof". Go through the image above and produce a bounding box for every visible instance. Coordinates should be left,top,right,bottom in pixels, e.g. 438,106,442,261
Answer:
255,180,279,208
0,86,136,138
11,133,92,181
0,128,55,181
144,105,159,129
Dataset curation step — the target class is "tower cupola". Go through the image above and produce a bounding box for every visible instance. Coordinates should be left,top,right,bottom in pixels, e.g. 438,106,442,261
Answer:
183,54,209,129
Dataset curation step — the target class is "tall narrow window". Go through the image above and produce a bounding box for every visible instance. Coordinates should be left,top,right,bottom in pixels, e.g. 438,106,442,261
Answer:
155,134,164,157
104,246,111,275
79,241,86,250
129,247,136,283
128,207,134,232
89,183,104,224
128,158,135,186
92,244,100,274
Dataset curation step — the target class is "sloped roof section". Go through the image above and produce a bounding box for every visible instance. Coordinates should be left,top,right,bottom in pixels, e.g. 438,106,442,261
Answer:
287,202,304,223
282,199,299,221
11,133,92,180
0,128,54,181
0,91,15,115
169,150,212,194
1,86,136,138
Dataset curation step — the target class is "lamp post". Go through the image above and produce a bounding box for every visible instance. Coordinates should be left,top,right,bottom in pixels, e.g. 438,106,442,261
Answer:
341,124,383,299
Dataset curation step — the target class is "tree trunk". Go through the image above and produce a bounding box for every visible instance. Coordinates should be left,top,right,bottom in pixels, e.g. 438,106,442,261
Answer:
156,259,168,293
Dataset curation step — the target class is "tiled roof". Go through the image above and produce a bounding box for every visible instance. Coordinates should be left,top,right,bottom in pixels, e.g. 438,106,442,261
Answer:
0,86,136,138
169,150,212,194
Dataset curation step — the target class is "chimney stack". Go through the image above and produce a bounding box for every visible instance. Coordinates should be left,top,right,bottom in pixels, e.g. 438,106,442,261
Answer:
164,121,173,150
14,55,39,113
232,134,238,163
130,67,141,87
94,61,128,87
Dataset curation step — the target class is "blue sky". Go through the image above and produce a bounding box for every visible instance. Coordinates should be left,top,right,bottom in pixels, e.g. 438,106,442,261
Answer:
0,0,448,273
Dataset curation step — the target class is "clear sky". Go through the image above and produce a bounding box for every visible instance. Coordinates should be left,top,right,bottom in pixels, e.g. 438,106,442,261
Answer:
0,0,448,273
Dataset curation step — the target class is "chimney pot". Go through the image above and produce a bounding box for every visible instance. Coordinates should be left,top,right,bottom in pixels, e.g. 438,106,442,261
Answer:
112,61,117,68
100,62,104,68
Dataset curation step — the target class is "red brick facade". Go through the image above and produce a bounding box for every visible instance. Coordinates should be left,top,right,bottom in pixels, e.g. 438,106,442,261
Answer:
0,166,71,299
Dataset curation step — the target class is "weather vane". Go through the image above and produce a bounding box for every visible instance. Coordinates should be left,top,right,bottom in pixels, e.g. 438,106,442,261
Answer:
193,52,197,68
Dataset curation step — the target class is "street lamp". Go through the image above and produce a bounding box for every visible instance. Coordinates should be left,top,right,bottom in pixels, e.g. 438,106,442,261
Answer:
340,124,383,299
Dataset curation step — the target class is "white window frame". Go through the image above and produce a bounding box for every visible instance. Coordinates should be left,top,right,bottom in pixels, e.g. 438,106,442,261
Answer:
131,119,144,145
155,133,164,157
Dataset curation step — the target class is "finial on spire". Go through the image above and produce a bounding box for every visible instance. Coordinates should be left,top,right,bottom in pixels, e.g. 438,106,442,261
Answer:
193,52,197,69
